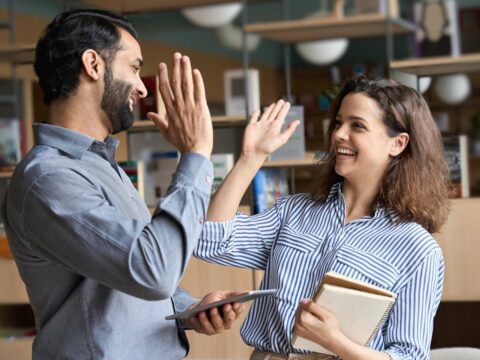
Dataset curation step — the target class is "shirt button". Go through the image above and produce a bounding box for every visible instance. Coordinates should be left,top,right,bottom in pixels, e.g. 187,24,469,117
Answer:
199,217,204,224
205,176,212,183
328,245,333,252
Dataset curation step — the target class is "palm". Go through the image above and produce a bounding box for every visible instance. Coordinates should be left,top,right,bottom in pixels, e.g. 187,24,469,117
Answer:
241,100,299,158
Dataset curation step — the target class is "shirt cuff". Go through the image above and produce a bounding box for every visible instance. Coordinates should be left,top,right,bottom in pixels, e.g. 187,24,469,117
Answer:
173,152,214,195
201,218,236,243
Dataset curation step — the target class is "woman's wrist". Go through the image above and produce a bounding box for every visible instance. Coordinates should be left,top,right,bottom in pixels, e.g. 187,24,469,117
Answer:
238,152,267,170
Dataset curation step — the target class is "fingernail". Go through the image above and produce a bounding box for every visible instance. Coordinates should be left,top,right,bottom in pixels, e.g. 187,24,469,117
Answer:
301,298,310,305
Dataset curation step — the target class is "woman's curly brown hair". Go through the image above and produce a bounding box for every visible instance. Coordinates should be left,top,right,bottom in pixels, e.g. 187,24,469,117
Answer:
313,74,450,233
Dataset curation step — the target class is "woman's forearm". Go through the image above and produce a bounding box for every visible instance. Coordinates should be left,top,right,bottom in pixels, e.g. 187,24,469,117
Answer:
207,154,265,221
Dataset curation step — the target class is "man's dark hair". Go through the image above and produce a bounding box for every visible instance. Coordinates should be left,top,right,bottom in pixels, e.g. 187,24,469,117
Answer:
34,9,137,105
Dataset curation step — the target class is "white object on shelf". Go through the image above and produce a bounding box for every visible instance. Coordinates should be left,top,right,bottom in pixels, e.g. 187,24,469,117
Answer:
181,2,242,28
434,73,471,105
296,38,349,65
391,69,431,93
224,68,260,116
216,23,261,52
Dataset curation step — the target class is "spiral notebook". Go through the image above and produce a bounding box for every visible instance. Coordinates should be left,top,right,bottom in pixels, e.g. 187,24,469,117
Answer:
292,271,396,356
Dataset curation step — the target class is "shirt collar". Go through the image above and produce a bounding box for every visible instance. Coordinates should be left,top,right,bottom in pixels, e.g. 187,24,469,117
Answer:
328,181,393,221
33,123,119,160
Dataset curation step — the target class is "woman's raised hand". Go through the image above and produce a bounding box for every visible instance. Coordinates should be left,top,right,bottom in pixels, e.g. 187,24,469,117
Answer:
241,99,300,163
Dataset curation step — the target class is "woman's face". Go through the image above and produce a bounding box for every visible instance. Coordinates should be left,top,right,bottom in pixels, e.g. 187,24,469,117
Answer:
331,92,399,185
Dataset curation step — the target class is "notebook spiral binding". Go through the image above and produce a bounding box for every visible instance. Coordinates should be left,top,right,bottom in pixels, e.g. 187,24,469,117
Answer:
364,301,396,346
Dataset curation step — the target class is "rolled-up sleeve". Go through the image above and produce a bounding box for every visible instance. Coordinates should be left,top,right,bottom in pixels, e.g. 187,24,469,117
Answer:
194,198,286,270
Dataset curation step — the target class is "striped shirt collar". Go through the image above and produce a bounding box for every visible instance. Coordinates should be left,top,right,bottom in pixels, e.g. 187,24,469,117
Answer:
328,181,393,222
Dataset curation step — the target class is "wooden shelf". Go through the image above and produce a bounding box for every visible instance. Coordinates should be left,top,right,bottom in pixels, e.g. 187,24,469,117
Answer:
0,337,33,360
0,259,29,304
434,197,480,300
263,151,321,168
244,14,415,43
78,0,258,13
0,171,13,179
129,115,247,132
0,44,35,64
390,53,480,77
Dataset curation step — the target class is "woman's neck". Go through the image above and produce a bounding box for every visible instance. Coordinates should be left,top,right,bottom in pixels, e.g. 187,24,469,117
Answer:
342,179,381,223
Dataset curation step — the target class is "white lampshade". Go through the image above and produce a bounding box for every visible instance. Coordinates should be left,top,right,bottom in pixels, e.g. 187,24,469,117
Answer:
181,2,242,28
216,23,261,52
434,73,471,105
296,38,349,65
392,70,432,94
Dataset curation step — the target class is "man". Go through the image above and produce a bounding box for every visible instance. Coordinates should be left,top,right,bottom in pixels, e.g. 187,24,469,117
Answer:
1,9,243,359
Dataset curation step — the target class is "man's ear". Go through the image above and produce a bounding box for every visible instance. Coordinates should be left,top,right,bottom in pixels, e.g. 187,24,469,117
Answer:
390,132,409,157
81,49,102,81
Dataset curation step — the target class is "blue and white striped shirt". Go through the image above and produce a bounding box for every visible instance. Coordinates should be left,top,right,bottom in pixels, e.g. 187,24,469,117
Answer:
194,183,444,360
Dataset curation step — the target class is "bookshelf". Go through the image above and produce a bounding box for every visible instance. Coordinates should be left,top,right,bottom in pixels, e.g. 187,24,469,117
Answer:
244,13,415,43
0,44,35,65
0,171,13,179
263,151,320,168
390,53,480,77
78,0,260,13
129,114,247,132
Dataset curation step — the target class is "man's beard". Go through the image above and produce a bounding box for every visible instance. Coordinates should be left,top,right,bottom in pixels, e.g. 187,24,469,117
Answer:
101,65,135,134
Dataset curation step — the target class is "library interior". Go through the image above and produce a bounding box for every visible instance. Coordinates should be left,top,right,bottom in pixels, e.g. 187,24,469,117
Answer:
0,0,480,359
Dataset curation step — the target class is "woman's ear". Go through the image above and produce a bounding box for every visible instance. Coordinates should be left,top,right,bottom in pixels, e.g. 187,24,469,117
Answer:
390,133,409,157
81,49,101,81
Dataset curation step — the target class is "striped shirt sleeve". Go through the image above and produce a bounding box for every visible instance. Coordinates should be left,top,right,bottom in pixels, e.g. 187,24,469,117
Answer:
194,197,288,270
384,249,444,360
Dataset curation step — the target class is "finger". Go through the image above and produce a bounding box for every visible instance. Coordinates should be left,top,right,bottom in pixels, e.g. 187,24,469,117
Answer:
301,298,327,320
220,303,237,329
259,102,275,122
279,120,300,144
267,99,286,122
171,52,185,108
249,110,260,124
147,112,168,137
232,302,244,316
181,55,194,107
274,102,291,126
198,311,217,335
187,316,202,332
157,63,175,113
208,307,224,333
192,68,207,107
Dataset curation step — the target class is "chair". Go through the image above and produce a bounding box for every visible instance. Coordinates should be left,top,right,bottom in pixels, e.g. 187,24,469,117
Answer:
430,347,480,359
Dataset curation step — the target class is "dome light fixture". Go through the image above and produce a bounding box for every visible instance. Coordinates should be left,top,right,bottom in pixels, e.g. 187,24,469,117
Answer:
434,73,471,105
216,23,261,52
181,2,243,28
295,1,349,66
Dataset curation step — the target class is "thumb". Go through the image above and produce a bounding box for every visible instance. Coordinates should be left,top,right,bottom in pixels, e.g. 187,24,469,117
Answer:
280,120,300,144
147,112,168,137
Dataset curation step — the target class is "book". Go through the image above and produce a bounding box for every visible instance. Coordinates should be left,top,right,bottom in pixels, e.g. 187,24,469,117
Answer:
252,168,289,214
292,271,396,356
443,135,469,198
211,153,234,194
0,118,21,170
269,106,305,161
144,151,180,206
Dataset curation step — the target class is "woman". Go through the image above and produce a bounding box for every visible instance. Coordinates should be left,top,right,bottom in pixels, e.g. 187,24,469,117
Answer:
195,75,450,359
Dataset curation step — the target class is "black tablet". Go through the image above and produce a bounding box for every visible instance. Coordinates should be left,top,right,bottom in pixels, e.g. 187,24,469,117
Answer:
165,289,277,320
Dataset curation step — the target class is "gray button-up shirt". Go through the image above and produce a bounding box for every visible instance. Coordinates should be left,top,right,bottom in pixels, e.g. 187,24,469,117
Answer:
1,123,214,360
